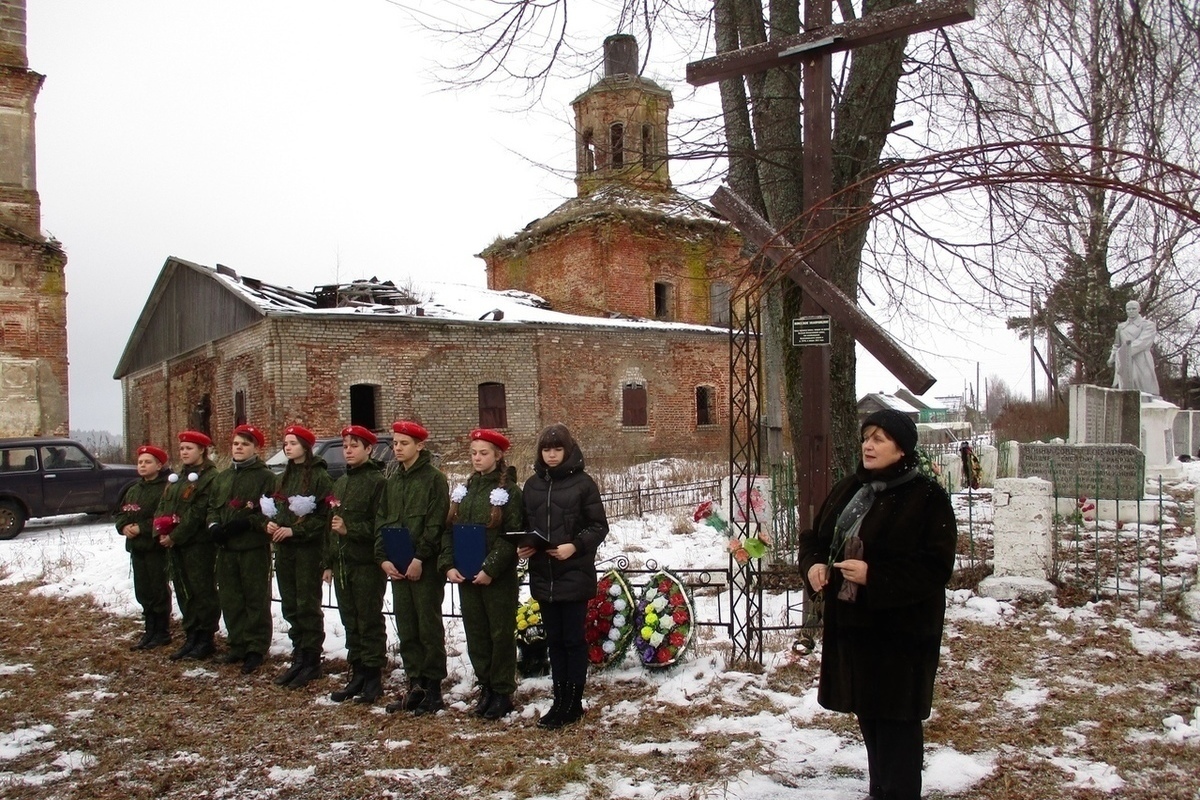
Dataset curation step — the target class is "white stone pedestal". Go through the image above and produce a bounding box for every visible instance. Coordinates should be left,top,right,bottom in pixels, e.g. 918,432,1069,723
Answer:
1141,395,1181,479
978,477,1057,601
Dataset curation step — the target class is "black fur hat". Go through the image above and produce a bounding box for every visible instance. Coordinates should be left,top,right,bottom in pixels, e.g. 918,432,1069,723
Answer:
860,409,918,455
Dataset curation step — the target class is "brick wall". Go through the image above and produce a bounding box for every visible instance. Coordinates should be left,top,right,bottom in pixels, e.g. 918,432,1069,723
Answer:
122,313,729,467
485,218,744,326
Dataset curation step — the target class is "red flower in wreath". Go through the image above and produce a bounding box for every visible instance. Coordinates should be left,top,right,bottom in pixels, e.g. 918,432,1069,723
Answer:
668,631,686,648
673,609,689,625
656,649,672,664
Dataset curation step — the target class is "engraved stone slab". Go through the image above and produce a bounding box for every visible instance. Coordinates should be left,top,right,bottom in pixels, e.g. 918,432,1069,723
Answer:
1017,442,1144,500
1068,384,1139,445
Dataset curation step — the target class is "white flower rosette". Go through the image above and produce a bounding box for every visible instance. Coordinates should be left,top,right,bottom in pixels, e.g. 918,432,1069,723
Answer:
259,495,278,519
633,570,696,669
287,494,317,517
450,484,468,504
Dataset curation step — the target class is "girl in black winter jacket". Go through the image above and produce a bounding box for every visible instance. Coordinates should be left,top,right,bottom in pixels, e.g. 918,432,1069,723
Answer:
518,424,609,729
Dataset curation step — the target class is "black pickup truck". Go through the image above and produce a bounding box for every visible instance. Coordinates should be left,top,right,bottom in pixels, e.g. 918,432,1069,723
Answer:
0,438,140,539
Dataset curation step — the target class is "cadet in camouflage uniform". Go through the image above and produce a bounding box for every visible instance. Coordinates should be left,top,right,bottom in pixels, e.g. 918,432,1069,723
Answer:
327,425,387,704
207,424,276,674
267,424,334,690
442,428,524,720
377,420,451,716
115,444,171,650
155,430,221,661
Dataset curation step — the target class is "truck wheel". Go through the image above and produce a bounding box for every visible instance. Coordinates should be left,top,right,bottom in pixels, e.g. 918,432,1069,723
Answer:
0,501,26,540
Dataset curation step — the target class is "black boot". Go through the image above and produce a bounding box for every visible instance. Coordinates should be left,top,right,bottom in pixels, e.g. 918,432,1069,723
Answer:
241,652,264,674
131,615,155,651
559,682,585,726
331,662,364,702
400,681,424,710
274,649,304,686
186,633,215,661
145,612,172,649
482,692,514,721
412,678,444,716
353,666,383,705
385,679,418,714
169,631,199,661
537,682,568,729
472,685,494,718
287,648,322,689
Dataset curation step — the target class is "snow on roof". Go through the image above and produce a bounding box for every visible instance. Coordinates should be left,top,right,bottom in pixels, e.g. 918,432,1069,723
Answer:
207,263,729,335
485,183,729,253
859,392,921,414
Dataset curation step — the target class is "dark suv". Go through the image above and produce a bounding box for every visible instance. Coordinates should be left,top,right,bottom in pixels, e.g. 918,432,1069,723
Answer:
266,435,395,479
0,438,140,539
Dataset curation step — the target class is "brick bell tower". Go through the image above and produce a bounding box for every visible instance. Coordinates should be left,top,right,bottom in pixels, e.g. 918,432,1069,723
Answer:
0,0,68,436
571,33,673,197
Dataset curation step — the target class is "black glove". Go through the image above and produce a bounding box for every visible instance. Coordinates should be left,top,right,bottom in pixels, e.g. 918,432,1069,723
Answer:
208,523,227,545
223,518,253,538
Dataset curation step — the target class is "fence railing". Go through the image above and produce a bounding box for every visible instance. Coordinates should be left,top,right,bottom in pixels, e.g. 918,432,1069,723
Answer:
601,478,722,520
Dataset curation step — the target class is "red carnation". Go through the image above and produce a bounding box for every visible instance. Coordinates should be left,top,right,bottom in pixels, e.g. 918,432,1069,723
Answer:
668,631,685,648
597,620,612,635
598,578,612,593
672,610,689,625
656,648,672,664
658,579,673,593
669,592,685,607
693,500,713,523
588,645,604,664
584,627,602,644
599,601,615,616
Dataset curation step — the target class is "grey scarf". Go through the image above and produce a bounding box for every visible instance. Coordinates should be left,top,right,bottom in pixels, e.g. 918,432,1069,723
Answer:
829,466,919,602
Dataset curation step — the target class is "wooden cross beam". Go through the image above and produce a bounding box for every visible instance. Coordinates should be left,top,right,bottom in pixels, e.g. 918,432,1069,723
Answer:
710,186,935,394
687,0,975,86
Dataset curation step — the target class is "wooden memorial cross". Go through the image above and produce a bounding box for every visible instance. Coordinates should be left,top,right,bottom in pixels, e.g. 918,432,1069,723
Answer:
687,0,975,524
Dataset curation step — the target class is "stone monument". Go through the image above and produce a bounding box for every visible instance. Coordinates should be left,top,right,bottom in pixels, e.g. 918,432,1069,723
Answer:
1108,300,1159,396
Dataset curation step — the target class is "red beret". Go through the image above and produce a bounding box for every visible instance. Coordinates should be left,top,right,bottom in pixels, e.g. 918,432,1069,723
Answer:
391,420,429,442
283,424,316,448
341,425,378,445
470,428,510,451
232,424,265,448
177,430,212,448
137,445,169,465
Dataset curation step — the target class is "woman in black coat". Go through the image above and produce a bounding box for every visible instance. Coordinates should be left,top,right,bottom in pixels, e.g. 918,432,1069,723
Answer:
797,409,957,800
518,423,609,729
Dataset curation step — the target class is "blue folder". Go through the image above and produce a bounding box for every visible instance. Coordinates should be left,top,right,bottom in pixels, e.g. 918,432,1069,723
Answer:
380,526,414,572
453,523,488,578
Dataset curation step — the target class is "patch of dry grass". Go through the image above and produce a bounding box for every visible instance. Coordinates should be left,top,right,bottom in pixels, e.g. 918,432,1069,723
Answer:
2,577,1200,799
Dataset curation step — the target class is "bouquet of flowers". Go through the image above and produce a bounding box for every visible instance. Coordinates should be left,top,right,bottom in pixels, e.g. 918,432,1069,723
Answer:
693,500,728,532
515,596,549,678
585,569,636,670
152,514,181,536
632,570,695,669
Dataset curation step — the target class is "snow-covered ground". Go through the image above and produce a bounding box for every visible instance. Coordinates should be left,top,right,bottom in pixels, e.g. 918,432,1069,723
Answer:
1,464,1199,797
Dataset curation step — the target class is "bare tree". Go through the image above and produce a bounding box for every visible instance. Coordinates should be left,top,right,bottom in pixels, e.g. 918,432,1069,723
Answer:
912,0,1200,389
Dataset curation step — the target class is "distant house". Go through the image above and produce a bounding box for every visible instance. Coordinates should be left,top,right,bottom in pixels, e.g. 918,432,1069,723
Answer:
857,392,921,423
894,388,949,423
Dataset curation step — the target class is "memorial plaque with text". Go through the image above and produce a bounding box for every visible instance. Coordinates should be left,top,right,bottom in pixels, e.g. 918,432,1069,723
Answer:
1017,442,1145,500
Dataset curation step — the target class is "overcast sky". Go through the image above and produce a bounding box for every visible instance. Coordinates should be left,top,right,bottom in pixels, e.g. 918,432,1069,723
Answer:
28,0,1030,435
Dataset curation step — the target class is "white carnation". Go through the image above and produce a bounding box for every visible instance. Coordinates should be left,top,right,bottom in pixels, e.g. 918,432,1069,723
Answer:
288,495,317,517
608,584,622,597
613,599,627,612
602,641,616,654
489,487,510,507
259,495,278,519
613,614,626,628
608,627,621,641
450,485,468,503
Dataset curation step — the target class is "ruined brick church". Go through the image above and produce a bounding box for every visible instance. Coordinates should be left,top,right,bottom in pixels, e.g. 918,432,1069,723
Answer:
0,1,68,436
116,35,745,465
